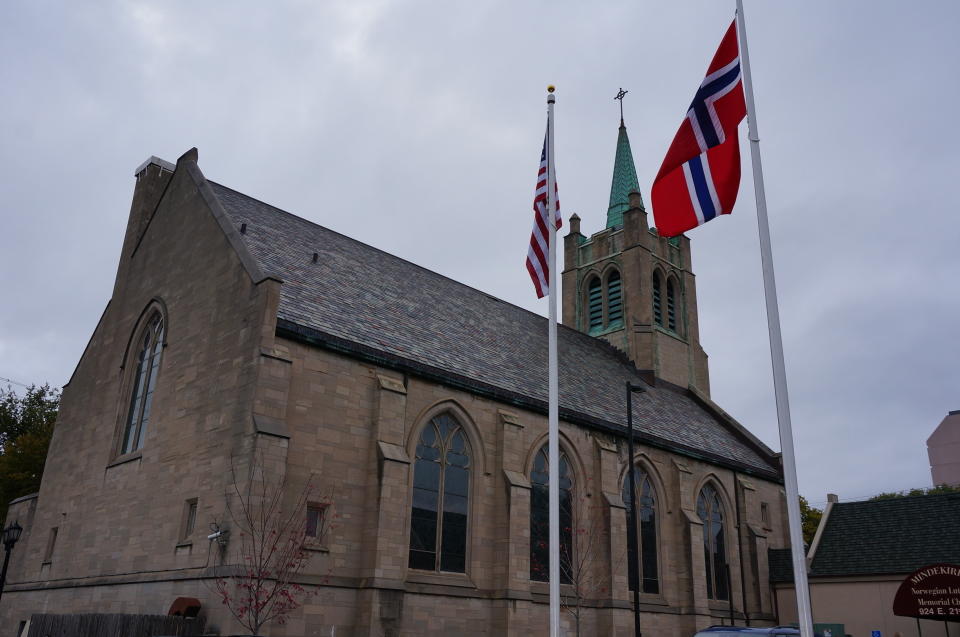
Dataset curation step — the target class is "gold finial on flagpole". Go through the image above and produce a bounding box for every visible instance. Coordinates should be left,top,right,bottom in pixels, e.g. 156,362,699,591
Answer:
547,85,555,93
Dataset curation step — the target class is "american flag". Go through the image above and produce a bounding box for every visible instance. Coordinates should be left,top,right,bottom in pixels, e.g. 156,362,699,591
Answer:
526,129,561,298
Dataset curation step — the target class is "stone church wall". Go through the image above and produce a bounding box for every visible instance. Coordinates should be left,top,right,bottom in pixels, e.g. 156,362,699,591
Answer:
232,335,790,635
0,158,279,632
0,155,790,636
2,310,789,635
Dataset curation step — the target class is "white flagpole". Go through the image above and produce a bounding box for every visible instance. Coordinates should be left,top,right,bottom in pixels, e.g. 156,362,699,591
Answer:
735,3,814,636
545,86,561,637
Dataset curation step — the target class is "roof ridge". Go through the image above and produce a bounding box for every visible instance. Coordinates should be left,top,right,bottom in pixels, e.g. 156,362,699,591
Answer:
208,183,681,390
209,180,584,328
840,491,960,506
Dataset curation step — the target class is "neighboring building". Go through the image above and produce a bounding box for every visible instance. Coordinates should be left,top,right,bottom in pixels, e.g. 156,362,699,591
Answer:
771,493,960,637
1,125,792,636
928,411,960,487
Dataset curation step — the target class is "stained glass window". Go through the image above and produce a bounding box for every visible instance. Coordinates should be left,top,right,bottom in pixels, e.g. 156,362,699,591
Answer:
530,446,573,584
409,413,471,573
697,484,729,600
622,467,659,594
122,313,164,454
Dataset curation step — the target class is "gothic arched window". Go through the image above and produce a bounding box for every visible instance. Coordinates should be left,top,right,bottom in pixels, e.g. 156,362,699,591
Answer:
587,276,603,331
408,413,471,573
666,278,677,331
652,272,663,327
697,484,729,600
622,467,659,594
606,270,623,327
530,445,573,584
122,312,164,454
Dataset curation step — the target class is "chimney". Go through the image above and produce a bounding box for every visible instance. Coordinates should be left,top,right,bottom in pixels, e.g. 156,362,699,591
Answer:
111,156,176,298
121,156,176,261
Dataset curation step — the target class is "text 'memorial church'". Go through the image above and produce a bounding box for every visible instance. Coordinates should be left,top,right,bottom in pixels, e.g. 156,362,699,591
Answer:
2,119,791,636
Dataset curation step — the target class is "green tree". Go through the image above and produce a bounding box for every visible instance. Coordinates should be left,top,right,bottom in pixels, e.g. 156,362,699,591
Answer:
799,495,822,547
0,384,60,522
869,484,960,501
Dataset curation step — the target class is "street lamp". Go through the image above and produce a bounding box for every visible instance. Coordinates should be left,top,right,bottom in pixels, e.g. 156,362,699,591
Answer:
625,382,645,637
0,520,23,603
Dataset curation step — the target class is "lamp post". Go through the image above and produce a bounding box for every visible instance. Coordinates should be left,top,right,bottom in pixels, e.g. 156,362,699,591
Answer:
625,382,645,637
0,520,23,603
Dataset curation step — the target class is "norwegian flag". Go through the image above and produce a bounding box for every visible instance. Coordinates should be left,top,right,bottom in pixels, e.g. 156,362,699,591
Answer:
526,128,561,298
652,21,746,237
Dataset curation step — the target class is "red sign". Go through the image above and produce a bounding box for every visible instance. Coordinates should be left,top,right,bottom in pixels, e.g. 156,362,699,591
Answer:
893,563,960,622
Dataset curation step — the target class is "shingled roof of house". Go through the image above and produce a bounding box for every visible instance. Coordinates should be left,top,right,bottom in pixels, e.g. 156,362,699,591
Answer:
208,180,781,479
810,493,960,576
769,492,960,582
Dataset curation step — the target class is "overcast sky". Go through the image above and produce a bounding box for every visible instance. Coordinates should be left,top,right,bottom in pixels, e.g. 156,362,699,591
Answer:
2,1,958,507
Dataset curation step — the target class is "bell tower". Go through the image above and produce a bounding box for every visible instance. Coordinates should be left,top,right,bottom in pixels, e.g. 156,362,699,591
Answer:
561,102,710,394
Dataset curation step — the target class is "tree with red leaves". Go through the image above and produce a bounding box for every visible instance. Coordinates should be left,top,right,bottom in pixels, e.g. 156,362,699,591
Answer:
561,488,611,637
213,453,332,635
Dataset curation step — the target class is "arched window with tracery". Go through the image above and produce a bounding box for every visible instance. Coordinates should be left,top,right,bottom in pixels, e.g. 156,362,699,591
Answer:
121,312,164,454
622,466,659,594
606,270,623,327
408,412,471,573
530,445,573,584
587,276,603,331
666,278,677,331
652,272,663,327
697,484,729,600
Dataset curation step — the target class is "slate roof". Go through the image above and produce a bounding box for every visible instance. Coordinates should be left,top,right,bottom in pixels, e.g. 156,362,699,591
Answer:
767,548,795,584
209,181,780,478
811,493,960,577
770,493,960,582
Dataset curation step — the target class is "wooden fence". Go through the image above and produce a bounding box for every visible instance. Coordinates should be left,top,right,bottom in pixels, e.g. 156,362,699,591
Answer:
26,613,206,637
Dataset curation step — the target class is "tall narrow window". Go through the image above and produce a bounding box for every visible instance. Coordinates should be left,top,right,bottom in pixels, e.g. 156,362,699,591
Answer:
306,503,328,540
409,413,471,573
666,278,677,331
622,467,659,594
530,446,573,584
652,273,663,327
180,498,198,542
606,270,623,326
43,527,58,563
698,484,729,600
186,501,197,536
122,313,164,454
587,277,603,331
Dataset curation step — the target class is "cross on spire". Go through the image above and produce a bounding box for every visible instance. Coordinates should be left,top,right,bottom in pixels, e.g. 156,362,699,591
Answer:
614,88,628,126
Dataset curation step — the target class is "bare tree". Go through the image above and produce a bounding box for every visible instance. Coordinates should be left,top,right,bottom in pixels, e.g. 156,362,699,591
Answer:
561,487,614,637
212,453,332,635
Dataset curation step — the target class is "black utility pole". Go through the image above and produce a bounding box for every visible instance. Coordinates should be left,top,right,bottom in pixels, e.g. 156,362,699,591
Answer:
625,382,645,637
0,520,23,603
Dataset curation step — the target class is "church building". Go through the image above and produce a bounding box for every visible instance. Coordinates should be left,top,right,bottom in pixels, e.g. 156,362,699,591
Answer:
2,122,791,636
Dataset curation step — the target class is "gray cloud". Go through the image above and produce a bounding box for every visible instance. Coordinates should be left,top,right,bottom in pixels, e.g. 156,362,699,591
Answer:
2,0,957,506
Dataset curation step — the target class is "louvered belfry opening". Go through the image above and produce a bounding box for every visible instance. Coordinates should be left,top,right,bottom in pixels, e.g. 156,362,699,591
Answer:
652,272,663,327
667,278,677,331
587,276,603,330
606,270,623,327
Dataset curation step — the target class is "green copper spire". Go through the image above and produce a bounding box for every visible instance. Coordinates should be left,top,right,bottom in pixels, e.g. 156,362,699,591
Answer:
606,121,643,228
